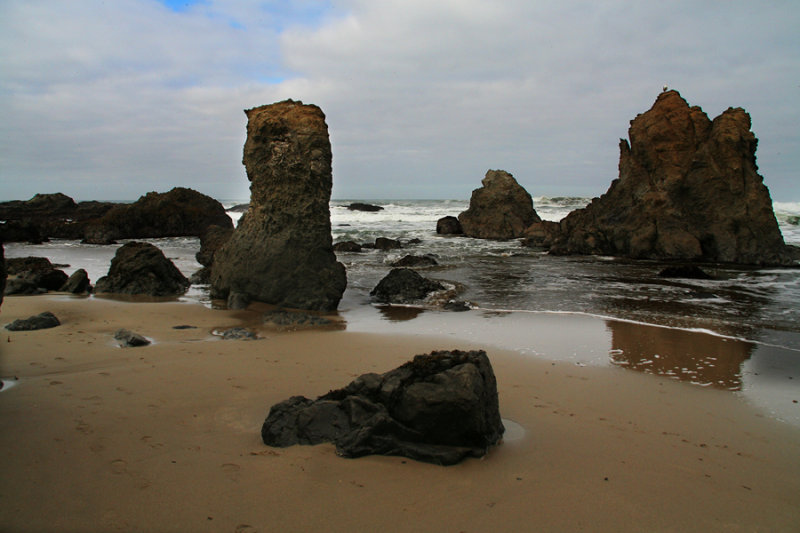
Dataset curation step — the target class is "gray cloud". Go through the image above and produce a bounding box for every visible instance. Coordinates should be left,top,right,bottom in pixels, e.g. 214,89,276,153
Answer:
1,1,798,201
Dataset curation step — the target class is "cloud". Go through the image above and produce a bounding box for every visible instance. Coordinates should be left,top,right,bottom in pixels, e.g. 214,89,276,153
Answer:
0,1,798,201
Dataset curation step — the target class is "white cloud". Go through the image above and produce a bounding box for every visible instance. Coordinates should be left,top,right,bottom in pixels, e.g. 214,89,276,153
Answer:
1,0,798,201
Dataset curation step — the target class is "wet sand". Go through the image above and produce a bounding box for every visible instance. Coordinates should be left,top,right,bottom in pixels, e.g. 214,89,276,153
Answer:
1,295,799,532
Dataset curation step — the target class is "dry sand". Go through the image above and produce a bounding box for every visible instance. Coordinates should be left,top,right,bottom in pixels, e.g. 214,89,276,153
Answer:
1,295,799,532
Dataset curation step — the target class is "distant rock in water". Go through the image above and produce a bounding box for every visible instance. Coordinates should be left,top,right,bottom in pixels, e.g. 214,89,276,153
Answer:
458,170,541,239
94,242,189,297
261,349,504,465
333,241,363,253
347,202,384,212
391,254,438,267
88,187,232,240
657,265,713,279
436,216,463,235
211,100,346,311
547,90,791,265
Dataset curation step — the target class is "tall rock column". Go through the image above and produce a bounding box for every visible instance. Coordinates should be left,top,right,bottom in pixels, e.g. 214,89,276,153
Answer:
211,100,346,311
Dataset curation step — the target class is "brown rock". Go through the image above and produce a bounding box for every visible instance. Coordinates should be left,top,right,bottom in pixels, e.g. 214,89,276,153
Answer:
211,100,346,311
549,90,790,265
94,242,189,297
458,170,541,239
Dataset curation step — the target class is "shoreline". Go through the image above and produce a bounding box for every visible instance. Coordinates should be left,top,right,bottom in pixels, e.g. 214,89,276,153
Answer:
1,295,799,531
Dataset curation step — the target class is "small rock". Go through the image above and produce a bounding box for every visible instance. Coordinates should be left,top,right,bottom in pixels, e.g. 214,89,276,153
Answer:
114,329,151,347
6,311,61,331
347,203,384,212
391,254,438,267
220,327,258,340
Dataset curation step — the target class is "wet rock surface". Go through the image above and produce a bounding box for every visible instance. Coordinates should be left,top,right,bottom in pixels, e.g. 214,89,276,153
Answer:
211,100,346,311
114,328,151,347
261,349,504,465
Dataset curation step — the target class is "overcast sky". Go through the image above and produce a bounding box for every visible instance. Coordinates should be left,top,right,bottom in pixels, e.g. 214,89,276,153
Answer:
1,1,798,202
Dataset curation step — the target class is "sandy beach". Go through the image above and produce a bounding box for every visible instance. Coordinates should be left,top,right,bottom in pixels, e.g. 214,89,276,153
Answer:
1,295,799,532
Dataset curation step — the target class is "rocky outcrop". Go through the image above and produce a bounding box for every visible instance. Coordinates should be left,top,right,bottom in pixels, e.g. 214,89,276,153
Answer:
370,268,445,304
89,187,232,240
436,216,463,235
211,100,346,311
547,90,791,265
5,311,60,331
0,194,116,242
261,349,504,465
458,170,541,239
191,224,234,283
94,242,189,297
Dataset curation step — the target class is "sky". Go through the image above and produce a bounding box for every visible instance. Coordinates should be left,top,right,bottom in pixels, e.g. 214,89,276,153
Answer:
1,1,798,202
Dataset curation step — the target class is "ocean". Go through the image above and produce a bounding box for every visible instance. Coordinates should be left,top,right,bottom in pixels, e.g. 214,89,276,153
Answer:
4,197,800,424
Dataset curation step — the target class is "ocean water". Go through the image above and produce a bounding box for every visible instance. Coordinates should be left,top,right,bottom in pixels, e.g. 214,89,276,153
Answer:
4,197,800,423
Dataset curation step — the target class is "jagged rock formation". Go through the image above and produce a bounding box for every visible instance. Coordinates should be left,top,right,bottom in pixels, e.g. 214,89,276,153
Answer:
546,90,790,265
261,349,504,465
211,100,346,311
458,170,541,239
94,242,189,297
0,193,115,242
60,269,92,294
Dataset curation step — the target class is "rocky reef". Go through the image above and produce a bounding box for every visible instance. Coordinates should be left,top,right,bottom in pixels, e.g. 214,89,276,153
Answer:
211,100,346,311
261,349,505,465
540,90,791,265
458,170,540,239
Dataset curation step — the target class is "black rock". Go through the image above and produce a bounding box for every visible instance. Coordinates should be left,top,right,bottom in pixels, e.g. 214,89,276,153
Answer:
6,311,61,331
657,265,713,279
114,328,151,347
333,241,363,252
391,254,438,267
347,203,384,212
443,300,471,312
436,216,463,235
261,349,505,465
373,237,402,250
370,268,445,304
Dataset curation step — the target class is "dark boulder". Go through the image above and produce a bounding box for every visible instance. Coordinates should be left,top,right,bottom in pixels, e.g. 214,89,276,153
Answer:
657,265,713,279
91,187,233,240
347,203,384,212
60,269,92,294
261,349,504,465
0,193,116,241
0,220,46,244
372,237,402,250
114,328,151,347
458,170,541,239
6,311,61,331
211,100,346,311
548,90,792,265
5,257,68,292
4,278,44,296
94,242,189,297
436,216,463,235
391,254,438,267
370,268,445,304
333,241,363,253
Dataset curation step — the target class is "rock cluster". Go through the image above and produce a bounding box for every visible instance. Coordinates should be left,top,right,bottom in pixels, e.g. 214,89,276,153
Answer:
211,100,346,311
261,349,504,465
458,170,541,239
4,257,68,295
94,242,189,297
545,90,790,265
0,189,230,243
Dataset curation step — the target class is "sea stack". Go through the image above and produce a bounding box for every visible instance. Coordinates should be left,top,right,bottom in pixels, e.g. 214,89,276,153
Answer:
548,90,790,265
211,100,346,311
458,169,540,239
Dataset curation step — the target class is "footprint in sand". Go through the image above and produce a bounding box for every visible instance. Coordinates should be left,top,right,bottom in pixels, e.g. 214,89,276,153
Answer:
235,525,258,533
110,459,128,474
222,463,242,482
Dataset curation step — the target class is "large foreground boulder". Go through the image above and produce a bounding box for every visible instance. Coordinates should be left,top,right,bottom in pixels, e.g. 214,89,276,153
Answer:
261,349,505,465
458,170,541,239
94,242,189,296
211,100,346,311
548,90,791,265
